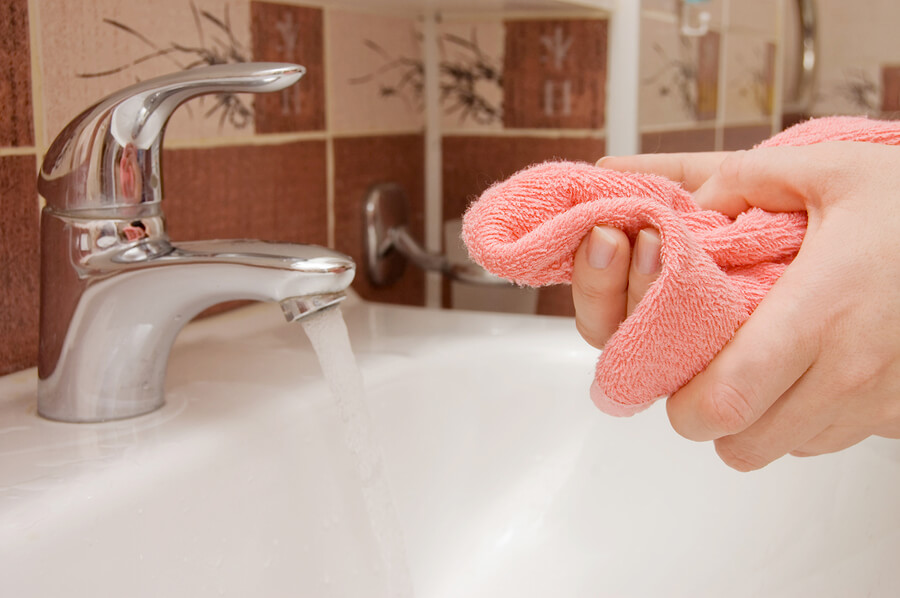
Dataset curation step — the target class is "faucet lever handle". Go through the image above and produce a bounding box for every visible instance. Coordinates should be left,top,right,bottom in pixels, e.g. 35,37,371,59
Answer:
39,62,305,213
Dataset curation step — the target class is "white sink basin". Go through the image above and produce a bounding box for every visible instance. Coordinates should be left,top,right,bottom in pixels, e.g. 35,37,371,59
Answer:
2,295,899,597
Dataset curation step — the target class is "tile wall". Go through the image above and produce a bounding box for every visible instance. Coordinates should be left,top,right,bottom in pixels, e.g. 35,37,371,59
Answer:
784,0,900,120
0,0,425,376
639,0,779,154
0,0,785,376
439,0,782,316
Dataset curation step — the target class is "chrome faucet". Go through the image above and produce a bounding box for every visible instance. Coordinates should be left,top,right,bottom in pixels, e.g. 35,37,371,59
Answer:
37,63,355,423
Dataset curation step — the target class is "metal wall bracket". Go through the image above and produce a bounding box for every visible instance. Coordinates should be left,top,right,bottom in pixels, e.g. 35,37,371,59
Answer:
363,183,510,288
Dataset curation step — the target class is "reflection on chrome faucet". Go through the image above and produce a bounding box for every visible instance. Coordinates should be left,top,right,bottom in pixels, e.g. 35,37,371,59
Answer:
37,63,355,423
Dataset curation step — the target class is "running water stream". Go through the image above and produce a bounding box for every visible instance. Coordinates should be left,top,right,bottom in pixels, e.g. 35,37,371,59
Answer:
300,306,414,598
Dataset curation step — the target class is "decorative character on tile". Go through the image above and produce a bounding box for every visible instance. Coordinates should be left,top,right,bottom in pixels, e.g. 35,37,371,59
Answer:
736,42,776,117
540,25,574,117
643,31,720,122
274,12,302,116
833,69,880,115
503,19,606,129
350,29,503,126
76,1,253,129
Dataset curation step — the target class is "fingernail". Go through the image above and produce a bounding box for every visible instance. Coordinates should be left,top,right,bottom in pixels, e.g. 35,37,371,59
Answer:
596,156,615,167
634,229,661,275
588,226,618,269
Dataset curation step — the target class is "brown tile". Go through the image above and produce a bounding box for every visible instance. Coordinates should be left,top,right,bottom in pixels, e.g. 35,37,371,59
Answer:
442,135,606,222
882,65,900,115
781,112,810,130
695,31,720,121
503,19,607,129
640,127,716,153
251,1,325,133
333,134,426,306
38,0,253,148
722,124,771,150
762,42,776,115
162,141,327,246
0,155,40,375
536,285,575,317
0,0,35,146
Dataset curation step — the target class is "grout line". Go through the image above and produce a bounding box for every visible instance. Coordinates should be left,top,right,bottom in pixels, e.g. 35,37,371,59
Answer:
442,128,607,138
163,129,427,150
640,9,678,24
639,121,718,134
331,127,425,138
323,7,336,249
771,0,786,135
27,0,45,155
440,9,610,22
326,136,335,249
163,131,329,149
35,154,45,211
27,0,46,216
0,146,40,157
422,10,443,309
283,0,421,19
714,0,731,151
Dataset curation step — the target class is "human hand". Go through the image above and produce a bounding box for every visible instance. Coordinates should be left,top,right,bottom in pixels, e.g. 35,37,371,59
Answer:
575,142,900,470
573,151,729,349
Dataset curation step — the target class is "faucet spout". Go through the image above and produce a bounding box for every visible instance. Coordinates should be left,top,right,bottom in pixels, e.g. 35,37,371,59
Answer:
38,230,355,423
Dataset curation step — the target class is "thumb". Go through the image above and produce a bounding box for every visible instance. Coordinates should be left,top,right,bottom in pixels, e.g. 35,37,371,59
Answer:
692,144,847,217
665,261,818,441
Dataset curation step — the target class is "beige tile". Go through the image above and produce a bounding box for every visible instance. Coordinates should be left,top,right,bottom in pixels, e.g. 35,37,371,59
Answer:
641,17,719,127
808,0,899,117
438,20,504,132
642,0,679,14
643,0,724,30
38,0,253,148
327,9,423,134
727,0,777,35
724,33,775,123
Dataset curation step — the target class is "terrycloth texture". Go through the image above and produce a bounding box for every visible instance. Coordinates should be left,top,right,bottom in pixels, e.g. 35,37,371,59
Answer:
462,116,900,416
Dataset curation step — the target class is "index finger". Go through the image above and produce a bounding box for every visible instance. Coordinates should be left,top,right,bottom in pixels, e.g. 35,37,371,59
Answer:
597,152,729,192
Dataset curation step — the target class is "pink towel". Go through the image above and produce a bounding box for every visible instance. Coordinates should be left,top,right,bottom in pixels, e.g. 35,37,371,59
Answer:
462,116,900,416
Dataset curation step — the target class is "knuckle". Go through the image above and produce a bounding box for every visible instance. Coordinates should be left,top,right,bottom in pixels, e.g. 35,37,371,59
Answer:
836,357,884,395
573,275,620,303
715,438,769,472
717,150,748,183
699,379,759,435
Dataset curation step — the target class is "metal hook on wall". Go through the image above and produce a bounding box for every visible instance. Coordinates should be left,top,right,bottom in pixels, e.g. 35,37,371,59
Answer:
680,0,711,37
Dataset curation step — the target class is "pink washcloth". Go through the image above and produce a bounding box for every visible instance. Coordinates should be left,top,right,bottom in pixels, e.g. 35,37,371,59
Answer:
462,116,900,416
